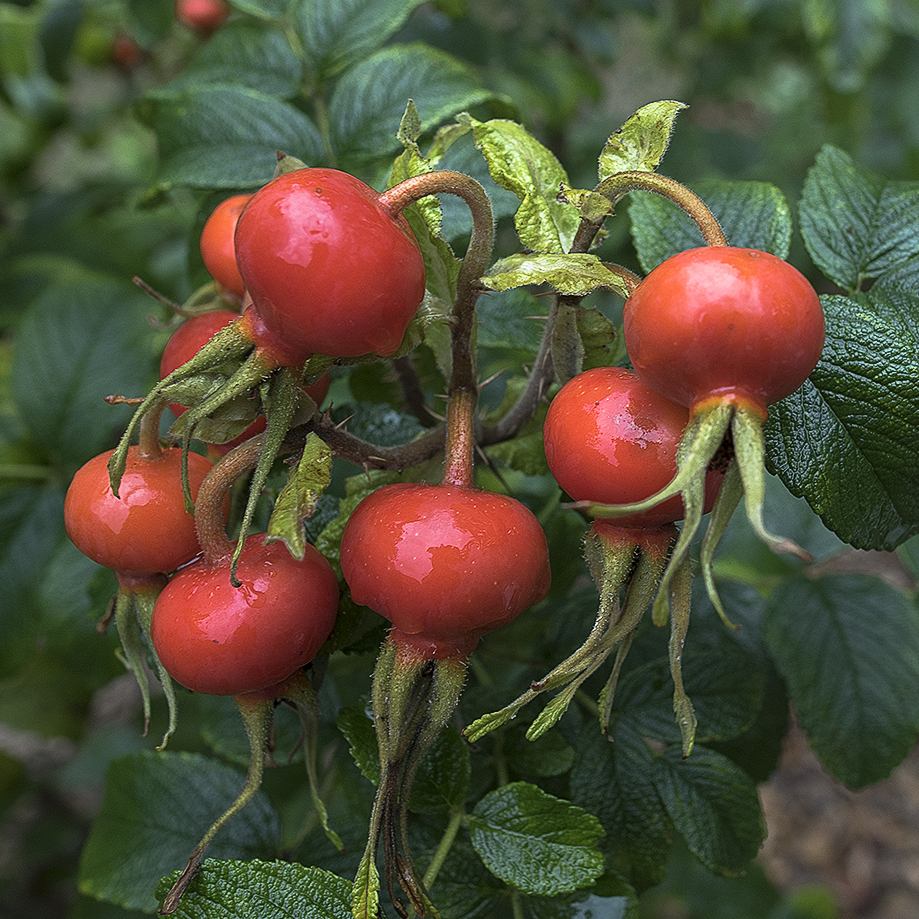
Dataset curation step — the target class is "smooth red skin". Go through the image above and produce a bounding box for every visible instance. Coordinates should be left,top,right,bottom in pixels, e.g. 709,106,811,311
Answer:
174,0,228,34
151,536,340,696
199,194,252,298
340,483,551,659
159,310,330,453
235,168,426,362
623,247,825,414
64,447,214,577
544,367,722,527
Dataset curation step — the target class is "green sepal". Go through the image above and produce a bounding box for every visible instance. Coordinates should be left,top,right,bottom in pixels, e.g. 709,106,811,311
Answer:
133,585,179,751
228,366,304,579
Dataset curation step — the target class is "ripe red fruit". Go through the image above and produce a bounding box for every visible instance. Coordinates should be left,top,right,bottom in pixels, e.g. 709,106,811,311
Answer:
64,447,215,577
200,194,252,299
151,536,340,696
623,246,825,416
174,0,229,35
159,310,330,453
234,168,426,363
543,366,722,526
340,483,551,658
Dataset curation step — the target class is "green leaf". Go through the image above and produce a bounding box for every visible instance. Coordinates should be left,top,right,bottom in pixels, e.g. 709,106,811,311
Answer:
266,433,334,559
414,832,505,919
482,253,632,298
0,486,68,664
12,273,156,467
336,705,470,812
502,725,575,778
476,288,546,354
140,86,324,188
329,45,497,169
469,782,605,896
195,695,305,767
164,21,303,97
294,0,426,80
78,752,280,912
766,293,919,550
630,179,793,271
462,115,579,253
336,705,380,785
155,859,351,918
898,534,919,580
485,429,549,478
598,100,687,178
799,145,919,293
763,573,919,788
405,723,471,814
651,745,765,876
569,722,672,891
615,648,765,747
435,130,523,240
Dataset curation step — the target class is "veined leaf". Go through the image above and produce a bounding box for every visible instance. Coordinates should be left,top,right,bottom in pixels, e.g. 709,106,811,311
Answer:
766,292,919,550
630,179,792,270
483,252,632,298
800,145,919,293
469,782,605,896
462,115,579,253
294,0,425,79
140,85,324,188
78,752,280,912
763,573,919,788
329,45,498,170
598,100,687,178
155,859,351,918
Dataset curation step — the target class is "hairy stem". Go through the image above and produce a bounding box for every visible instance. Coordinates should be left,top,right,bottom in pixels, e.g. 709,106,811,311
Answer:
595,171,727,247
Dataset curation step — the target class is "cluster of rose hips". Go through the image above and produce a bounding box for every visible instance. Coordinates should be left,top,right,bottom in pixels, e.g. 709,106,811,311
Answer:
63,154,824,916
467,243,825,752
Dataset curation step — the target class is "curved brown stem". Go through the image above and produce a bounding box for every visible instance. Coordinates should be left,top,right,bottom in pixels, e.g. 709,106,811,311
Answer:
595,171,727,247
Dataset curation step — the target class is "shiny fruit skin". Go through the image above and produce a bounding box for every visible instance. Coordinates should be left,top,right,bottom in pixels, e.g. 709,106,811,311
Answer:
64,447,214,576
199,194,252,298
544,367,722,527
151,536,340,696
623,247,825,414
340,483,551,658
234,168,425,362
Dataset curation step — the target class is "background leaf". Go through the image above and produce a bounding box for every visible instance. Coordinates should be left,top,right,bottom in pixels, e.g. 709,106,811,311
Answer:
630,179,793,270
329,45,498,170
78,752,281,912
140,86,324,188
166,21,303,97
12,272,157,468
763,573,919,788
294,0,426,80
799,145,919,292
766,293,919,549
651,745,766,876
